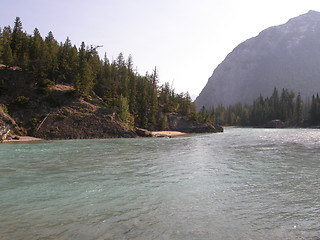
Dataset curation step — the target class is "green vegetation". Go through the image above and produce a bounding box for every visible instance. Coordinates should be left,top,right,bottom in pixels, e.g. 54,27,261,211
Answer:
310,94,320,125
0,105,8,114
0,17,199,130
3,17,319,129
14,95,30,107
208,87,320,126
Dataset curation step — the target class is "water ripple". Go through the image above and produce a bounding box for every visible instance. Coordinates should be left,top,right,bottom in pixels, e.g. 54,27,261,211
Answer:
1,129,320,239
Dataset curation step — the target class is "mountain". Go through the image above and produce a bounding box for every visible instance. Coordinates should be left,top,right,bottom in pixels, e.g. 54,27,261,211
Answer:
195,10,320,109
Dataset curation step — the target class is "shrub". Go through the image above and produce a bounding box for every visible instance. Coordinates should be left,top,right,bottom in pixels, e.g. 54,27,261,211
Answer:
36,79,55,94
14,96,30,107
0,105,9,114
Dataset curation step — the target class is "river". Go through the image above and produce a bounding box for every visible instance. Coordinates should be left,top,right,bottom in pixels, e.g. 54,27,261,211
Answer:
0,128,320,239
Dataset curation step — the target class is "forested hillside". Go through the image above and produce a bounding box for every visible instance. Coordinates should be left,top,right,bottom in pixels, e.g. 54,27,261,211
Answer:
0,17,220,138
205,87,320,127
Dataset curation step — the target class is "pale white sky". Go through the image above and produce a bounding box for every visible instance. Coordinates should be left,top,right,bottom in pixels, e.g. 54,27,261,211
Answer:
2,0,320,98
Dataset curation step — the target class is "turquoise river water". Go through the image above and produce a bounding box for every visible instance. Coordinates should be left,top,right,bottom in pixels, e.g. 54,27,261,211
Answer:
0,128,320,240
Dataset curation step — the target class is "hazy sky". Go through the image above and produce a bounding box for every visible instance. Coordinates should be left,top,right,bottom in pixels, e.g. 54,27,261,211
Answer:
2,0,320,98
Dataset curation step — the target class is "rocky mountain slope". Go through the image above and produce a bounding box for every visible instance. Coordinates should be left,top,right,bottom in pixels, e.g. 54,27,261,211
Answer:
195,10,320,108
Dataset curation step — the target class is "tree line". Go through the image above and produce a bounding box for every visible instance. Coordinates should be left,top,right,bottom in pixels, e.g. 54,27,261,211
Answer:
204,87,320,126
0,17,199,130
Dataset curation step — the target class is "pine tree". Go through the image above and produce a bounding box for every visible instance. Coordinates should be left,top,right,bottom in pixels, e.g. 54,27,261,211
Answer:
199,106,208,122
160,82,171,112
118,95,131,123
149,67,159,126
270,87,280,119
74,42,94,97
11,17,23,54
179,92,194,117
280,89,295,122
136,77,150,128
11,17,29,68
310,94,320,125
0,27,13,66
251,95,266,125
44,31,59,80
115,53,129,98
58,37,78,83
87,45,101,81
29,28,42,60
29,28,44,76
94,52,112,104
295,93,303,123
128,60,137,114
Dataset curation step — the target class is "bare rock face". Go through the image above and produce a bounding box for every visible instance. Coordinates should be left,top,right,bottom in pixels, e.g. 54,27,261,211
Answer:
195,10,320,109
167,113,223,133
135,127,153,137
0,104,25,139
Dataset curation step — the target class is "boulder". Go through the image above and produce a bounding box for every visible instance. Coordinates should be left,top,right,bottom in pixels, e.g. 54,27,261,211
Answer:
261,119,286,128
135,127,153,137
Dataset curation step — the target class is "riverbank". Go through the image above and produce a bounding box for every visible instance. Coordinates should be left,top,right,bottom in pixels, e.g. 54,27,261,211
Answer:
1,131,188,143
1,130,216,143
151,131,188,138
3,136,44,143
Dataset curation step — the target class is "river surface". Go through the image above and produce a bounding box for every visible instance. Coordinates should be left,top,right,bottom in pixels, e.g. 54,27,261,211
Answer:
0,128,320,240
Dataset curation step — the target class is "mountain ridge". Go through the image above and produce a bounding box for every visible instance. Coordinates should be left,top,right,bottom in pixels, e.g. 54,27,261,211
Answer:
195,10,320,109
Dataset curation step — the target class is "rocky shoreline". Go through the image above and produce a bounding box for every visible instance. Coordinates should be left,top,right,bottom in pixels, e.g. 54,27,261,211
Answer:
2,131,187,143
1,103,223,142
2,136,44,143
1,129,218,143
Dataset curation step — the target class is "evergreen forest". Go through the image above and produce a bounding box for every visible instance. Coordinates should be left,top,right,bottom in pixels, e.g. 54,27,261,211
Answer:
205,87,320,127
1,17,320,130
0,17,199,130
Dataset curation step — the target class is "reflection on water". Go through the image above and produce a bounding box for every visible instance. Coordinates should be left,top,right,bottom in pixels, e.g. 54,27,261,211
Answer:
0,128,320,240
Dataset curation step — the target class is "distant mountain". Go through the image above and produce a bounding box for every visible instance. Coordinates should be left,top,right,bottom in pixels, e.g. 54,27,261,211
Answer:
195,10,320,109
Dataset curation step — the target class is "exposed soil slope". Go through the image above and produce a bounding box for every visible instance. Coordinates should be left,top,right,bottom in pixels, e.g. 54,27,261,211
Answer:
0,69,137,139
0,68,222,140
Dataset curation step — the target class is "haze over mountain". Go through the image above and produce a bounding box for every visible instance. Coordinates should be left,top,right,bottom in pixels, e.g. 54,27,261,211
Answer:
195,10,320,109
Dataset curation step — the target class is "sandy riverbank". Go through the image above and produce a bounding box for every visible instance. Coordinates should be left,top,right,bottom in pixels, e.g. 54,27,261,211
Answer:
151,131,188,138
1,132,187,143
